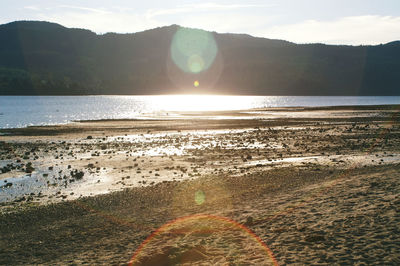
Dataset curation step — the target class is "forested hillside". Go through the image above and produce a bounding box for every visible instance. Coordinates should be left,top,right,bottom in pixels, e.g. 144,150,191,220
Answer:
0,21,399,95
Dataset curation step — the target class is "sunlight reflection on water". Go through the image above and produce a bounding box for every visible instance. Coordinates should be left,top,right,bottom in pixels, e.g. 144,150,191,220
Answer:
0,95,399,128
146,95,262,112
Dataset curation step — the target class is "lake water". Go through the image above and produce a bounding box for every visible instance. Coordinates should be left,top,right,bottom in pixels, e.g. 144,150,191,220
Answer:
0,95,399,129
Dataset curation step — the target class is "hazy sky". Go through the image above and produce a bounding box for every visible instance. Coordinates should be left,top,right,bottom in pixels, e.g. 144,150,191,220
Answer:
1,0,400,45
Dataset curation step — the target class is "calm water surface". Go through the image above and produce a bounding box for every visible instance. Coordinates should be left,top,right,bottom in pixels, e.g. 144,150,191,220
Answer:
0,95,399,129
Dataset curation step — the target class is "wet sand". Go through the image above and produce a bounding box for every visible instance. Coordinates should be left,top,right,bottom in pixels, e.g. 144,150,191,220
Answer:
0,105,399,265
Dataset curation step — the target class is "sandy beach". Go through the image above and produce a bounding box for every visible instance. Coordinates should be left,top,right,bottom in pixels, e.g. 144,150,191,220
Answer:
0,105,399,265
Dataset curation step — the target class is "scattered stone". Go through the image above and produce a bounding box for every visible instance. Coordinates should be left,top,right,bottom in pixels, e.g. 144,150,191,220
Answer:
304,234,326,242
244,216,254,226
71,170,84,180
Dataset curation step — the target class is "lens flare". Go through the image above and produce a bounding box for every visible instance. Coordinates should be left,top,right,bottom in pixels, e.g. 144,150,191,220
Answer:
195,190,205,205
130,214,278,265
171,28,218,74
188,54,205,73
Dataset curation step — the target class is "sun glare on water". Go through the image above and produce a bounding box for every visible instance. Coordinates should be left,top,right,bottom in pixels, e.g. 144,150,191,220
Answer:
148,95,260,112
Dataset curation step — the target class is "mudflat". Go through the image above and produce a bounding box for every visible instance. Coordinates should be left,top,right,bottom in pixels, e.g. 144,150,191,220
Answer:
0,105,399,265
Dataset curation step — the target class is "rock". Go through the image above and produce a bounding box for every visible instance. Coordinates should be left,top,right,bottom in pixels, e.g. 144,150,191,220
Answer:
25,162,35,173
1,166,10,173
304,233,326,242
244,216,254,226
3,182,13,188
71,170,84,180
370,181,379,188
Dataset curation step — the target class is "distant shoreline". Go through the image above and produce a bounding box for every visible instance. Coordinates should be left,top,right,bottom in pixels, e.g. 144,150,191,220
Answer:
0,100,400,130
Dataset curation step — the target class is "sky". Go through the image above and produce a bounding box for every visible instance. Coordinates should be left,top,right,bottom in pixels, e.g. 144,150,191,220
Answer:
1,0,400,45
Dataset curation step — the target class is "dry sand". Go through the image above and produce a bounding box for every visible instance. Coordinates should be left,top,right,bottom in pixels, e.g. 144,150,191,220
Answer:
0,105,399,265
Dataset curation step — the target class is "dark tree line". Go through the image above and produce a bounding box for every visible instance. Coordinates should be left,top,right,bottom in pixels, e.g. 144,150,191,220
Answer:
0,21,399,95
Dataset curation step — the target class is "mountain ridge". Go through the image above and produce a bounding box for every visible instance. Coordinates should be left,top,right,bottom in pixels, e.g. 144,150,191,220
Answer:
0,21,399,95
